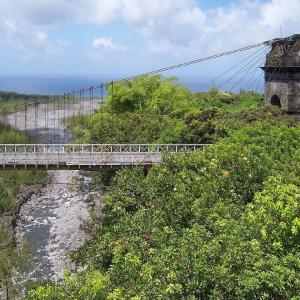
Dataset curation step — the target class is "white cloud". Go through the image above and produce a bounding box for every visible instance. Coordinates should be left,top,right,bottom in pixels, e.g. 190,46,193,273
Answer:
88,36,127,60
0,0,71,57
259,0,300,33
0,0,71,27
92,37,127,51
203,0,300,53
3,19,45,54
0,18,70,58
0,0,299,59
77,0,299,55
73,0,122,26
125,0,299,55
121,0,206,45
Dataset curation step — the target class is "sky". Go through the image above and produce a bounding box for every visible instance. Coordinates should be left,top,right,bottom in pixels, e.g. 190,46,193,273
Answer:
0,0,299,82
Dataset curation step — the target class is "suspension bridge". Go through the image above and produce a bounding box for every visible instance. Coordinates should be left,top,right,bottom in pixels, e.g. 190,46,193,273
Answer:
0,34,298,170
0,144,208,170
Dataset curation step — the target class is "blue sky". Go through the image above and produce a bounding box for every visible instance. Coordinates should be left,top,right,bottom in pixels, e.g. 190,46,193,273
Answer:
0,0,299,81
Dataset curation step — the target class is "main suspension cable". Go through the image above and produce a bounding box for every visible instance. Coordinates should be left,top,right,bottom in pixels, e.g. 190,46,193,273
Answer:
0,36,288,114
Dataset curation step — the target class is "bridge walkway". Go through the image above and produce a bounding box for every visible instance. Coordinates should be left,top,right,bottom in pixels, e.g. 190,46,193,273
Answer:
0,144,208,170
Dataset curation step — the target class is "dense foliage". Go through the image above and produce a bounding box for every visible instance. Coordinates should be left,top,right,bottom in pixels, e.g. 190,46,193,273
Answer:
26,76,300,299
27,122,300,299
68,76,289,145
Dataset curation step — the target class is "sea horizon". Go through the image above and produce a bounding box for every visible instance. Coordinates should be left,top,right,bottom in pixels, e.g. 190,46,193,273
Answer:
0,74,264,95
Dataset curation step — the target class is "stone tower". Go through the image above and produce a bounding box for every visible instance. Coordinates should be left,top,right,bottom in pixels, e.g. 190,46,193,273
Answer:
264,34,300,113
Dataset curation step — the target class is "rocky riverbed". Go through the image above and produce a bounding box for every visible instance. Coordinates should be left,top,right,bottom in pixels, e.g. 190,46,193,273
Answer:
15,171,95,281
6,99,102,282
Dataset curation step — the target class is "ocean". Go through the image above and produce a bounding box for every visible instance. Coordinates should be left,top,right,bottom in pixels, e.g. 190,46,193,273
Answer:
0,75,264,95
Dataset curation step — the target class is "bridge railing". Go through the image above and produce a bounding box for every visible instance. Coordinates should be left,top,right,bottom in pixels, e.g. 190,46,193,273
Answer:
0,144,209,154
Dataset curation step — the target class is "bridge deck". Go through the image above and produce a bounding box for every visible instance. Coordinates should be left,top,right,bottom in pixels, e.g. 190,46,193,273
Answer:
0,144,208,170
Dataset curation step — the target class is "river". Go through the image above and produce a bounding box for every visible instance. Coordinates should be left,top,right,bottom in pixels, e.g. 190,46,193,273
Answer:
6,100,101,282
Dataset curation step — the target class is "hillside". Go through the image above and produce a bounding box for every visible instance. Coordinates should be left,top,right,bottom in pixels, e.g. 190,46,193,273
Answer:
12,76,300,299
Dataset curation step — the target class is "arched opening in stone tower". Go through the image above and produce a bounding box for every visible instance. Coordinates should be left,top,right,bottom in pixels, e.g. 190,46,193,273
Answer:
270,95,281,108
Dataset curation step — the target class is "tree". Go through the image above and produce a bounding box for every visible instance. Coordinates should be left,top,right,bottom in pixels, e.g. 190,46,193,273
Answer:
106,75,193,115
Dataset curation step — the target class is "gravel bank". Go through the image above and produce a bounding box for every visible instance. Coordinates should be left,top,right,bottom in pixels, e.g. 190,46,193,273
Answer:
16,170,93,281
